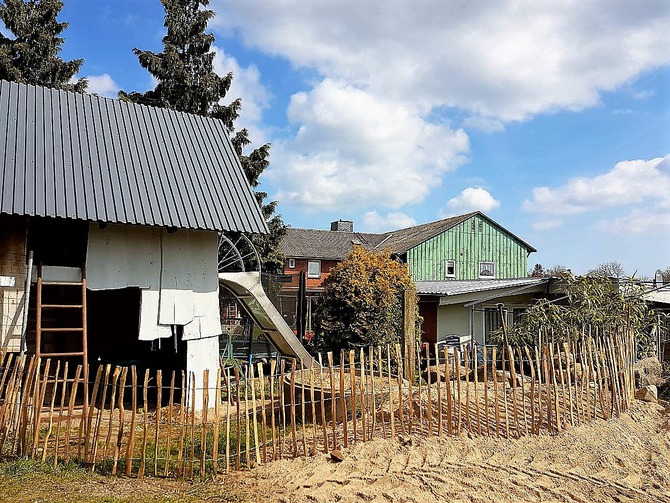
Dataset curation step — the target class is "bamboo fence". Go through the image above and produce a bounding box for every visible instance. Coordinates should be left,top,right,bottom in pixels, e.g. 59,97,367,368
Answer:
0,330,635,479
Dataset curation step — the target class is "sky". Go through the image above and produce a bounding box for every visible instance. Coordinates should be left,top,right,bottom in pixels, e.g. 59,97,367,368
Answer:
48,1,670,276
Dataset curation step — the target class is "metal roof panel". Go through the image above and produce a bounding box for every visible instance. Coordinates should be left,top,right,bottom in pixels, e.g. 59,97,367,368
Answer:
0,79,267,233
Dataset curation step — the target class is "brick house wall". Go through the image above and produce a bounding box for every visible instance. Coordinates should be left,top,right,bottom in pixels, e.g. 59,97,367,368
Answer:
282,258,341,291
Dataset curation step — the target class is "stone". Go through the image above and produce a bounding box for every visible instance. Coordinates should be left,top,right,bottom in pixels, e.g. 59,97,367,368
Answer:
330,449,345,462
635,385,658,403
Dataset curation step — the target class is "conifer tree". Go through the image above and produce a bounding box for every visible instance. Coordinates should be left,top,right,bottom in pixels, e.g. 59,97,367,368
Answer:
120,0,286,273
0,0,86,91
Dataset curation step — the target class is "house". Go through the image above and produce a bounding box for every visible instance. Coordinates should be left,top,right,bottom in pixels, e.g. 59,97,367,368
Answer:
0,79,267,395
279,212,538,345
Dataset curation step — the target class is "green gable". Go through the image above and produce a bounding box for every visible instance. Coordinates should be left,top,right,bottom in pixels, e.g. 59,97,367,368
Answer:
406,213,531,281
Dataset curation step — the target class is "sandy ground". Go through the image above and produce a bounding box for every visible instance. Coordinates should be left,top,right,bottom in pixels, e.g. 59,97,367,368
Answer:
1,399,669,502
222,399,670,503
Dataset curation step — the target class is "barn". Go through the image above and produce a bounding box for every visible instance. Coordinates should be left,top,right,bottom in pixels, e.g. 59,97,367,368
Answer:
0,79,267,395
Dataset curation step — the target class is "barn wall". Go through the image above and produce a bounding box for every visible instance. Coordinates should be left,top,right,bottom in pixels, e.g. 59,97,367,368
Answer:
0,215,27,352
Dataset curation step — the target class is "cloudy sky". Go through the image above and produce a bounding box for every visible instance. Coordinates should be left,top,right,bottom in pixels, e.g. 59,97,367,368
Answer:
57,0,669,276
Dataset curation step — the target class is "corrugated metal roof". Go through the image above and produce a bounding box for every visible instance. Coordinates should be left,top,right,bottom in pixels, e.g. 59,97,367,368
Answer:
0,79,268,233
415,278,548,296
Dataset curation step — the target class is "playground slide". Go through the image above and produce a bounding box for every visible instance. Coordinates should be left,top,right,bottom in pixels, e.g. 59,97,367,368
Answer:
218,272,317,367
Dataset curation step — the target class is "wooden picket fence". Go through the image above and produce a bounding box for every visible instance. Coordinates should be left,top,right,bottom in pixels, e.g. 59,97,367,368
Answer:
0,330,634,479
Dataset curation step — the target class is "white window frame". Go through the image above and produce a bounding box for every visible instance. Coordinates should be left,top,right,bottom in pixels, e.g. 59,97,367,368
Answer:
288,258,296,269
479,261,496,278
445,259,456,278
307,260,321,278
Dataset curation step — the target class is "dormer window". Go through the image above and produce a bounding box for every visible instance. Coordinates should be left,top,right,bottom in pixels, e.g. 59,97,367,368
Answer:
479,261,495,278
445,259,456,278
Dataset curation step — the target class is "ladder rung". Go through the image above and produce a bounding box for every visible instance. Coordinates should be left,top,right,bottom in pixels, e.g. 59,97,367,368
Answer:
41,304,84,309
41,281,83,286
40,327,84,332
38,352,85,357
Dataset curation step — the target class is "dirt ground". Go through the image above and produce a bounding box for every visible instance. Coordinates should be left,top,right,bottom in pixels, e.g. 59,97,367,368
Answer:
1,400,669,503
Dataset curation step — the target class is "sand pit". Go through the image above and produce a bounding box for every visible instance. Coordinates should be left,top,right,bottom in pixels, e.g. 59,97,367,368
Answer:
225,400,670,502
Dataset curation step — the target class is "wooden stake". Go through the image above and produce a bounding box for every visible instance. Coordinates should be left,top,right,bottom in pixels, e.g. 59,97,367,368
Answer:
454,349,462,434
444,346,452,436
500,347,510,438
154,369,163,477
102,366,121,467
201,369,209,478
138,369,150,478
64,365,82,463
225,368,231,473
340,351,349,446
310,362,317,455
257,363,267,464
165,370,176,477
483,346,490,436
349,349,357,442
377,346,385,440
177,370,186,478
31,359,50,459
41,360,61,463
360,348,367,441
250,366,261,466
524,347,536,435
563,342,575,427
387,346,395,439
507,346,520,438
289,362,298,457
463,348,470,434
269,359,277,461
318,356,328,453
234,367,241,470
189,372,196,479
492,347,500,437
369,346,377,439
425,344,432,437
327,353,336,449
299,363,307,456
125,366,138,477
113,366,128,475
244,366,251,468
395,344,405,435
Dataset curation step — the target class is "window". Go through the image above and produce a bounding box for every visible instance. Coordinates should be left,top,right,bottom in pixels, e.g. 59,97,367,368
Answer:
445,259,456,278
288,258,296,269
479,261,495,278
484,307,502,344
307,260,321,278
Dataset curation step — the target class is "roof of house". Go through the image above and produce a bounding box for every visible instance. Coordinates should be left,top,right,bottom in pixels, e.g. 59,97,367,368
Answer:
415,278,548,296
279,228,387,260
0,80,267,233
280,211,536,260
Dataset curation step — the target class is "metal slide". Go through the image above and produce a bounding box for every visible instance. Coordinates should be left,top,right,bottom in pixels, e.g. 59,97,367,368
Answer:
218,272,317,367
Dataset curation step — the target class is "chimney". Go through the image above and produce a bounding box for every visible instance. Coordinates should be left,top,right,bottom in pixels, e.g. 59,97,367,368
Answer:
330,220,354,232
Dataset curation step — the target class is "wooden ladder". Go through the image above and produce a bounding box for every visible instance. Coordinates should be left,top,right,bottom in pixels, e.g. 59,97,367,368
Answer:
35,264,89,396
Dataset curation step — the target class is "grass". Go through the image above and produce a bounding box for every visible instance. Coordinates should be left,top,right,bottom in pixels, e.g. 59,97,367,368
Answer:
0,459,255,503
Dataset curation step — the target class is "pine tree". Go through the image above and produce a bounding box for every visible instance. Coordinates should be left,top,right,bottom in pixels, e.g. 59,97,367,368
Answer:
0,0,86,91
120,0,285,273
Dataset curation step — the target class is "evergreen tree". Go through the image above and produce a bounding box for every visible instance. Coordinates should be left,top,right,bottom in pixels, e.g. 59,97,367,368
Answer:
120,0,285,272
0,0,86,91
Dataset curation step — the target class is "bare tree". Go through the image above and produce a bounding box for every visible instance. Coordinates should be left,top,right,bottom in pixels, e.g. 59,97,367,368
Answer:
587,261,626,279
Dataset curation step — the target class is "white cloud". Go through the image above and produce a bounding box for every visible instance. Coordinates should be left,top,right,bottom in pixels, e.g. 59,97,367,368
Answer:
266,80,469,211
446,187,500,213
212,46,271,144
362,211,417,232
596,209,670,234
86,74,119,98
523,155,670,215
532,219,563,231
462,116,505,133
211,0,670,122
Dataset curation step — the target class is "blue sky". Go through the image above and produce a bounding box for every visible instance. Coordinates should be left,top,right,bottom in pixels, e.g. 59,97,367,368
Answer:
54,0,670,277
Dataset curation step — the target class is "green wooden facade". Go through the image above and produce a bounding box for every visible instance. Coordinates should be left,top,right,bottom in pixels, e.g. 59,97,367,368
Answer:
406,213,531,281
